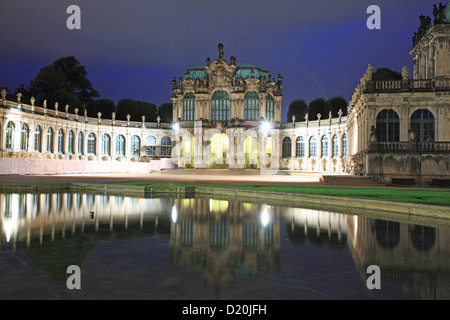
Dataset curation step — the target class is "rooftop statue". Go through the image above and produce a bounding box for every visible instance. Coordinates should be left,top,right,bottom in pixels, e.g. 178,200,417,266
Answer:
218,43,224,60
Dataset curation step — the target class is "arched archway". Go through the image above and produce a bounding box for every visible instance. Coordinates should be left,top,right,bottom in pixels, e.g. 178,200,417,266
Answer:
210,133,229,168
244,136,258,168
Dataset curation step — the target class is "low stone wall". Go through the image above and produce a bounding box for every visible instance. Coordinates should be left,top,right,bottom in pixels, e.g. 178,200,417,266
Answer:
366,152,450,185
0,157,176,175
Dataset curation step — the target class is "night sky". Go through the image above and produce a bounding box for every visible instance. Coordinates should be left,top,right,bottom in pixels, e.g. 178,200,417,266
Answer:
0,1,441,122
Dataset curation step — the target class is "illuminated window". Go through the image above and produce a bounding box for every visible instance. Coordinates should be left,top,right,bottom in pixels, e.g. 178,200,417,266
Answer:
68,130,74,154
20,123,29,151
102,134,111,156
87,133,96,155
244,91,259,121
332,134,339,158
145,136,156,156
77,132,83,155
116,135,125,156
46,128,54,153
296,136,305,158
211,91,229,121
376,109,399,142
34,126,42,152
130,135,140,156
160,136,172,157
309,136,317,157
57,129,64,154
282,137,291,158
265,94,274,122
321,135,328,157
183,93,195,121
5,121,15,150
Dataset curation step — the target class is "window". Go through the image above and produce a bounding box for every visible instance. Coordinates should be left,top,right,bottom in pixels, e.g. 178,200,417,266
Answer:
265,94,274,122
5,121,15,150
57,129,64,154
34,126,42,152
342,134,347,157
183,93,195,121
410,109,435,142
116,135,125,156
68,130,74,154
211,91,229,121
332,134,339,158
20,123,29,151
160,136,172,157
296,136,305,158
77,132,83,155
282,137,291,158
321,136,328,157
376,109,400,142
244,91,259,121
309,136,317,157
130,135,140,156
102,134,111,156
46,128,54,153
145,136,156,156
87,133,96,155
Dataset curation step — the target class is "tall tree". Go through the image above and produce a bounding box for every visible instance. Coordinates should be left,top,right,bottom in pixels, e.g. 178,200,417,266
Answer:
116,99,157,122
29,56,100,109
308,98,328,120
286,99,308,122
86,99,116,119
158,103,173,123
326,96,348,118
372,68,402,81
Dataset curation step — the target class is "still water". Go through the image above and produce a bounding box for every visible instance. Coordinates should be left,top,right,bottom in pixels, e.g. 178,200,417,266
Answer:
0,192,449,300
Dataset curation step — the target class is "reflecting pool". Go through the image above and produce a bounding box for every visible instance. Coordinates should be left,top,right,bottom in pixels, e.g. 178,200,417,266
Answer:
0,192,449,300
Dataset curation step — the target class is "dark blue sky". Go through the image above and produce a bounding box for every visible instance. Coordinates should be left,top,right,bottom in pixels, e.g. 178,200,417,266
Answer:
0,1,441,122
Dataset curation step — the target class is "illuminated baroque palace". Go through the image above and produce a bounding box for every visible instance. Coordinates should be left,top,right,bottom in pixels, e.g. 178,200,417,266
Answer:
1,5,450,185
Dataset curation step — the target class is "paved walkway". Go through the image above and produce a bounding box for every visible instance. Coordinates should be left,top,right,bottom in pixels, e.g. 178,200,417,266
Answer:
0,169,386,187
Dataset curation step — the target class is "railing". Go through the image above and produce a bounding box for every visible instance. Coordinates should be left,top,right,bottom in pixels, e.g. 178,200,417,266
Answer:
369,141,450,153
0,99,172,129
364,78,450,92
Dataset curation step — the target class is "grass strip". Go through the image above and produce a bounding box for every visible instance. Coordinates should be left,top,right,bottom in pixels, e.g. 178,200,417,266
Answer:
121,182,450,206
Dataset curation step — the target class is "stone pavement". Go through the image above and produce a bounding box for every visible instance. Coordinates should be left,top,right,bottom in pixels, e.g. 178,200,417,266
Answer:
0,169,384,187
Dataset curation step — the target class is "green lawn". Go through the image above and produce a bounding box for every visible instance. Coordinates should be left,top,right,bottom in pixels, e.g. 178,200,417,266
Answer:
122,182,450,206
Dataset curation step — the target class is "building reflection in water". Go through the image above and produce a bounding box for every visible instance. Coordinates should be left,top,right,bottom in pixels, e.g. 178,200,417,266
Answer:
0,192,449,299
169,198,281,293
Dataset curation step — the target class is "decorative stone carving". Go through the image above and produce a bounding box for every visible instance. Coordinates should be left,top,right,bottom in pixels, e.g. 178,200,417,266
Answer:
218,43,224,60
401,66,409,80
17,93,22,103
30,96,35,106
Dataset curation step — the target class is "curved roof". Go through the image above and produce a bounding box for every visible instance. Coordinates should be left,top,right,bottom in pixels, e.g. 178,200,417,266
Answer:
444,4,450,22
184,62,271,82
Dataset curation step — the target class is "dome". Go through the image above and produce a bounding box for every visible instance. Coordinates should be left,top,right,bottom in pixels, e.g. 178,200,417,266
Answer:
184,62,271,82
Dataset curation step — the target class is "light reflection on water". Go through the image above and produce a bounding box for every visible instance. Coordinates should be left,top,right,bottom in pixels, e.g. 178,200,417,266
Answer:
0,192,449,300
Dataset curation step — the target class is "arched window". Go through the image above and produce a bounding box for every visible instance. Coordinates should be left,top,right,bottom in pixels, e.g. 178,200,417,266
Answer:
77,132,84,155
34,126,42,152
376,109,400,142
57,129,64,154
46,128,54,153
410,109,435,142
116,135,125,156
5,121,15,150
265,94,274,122
321,136,328,157
68,130,74,154
342,134,347,157
130,135,140,156
282,137,291,158
102,134,111,156
296,136,305,158
244,91,259,121
410,225,436,251
309,136,317,157
161,136,172,157
20,123,29,151
87,133,96,155
332,134,339,158
211,91,229,121
145,136,156,156
183,93,195,121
